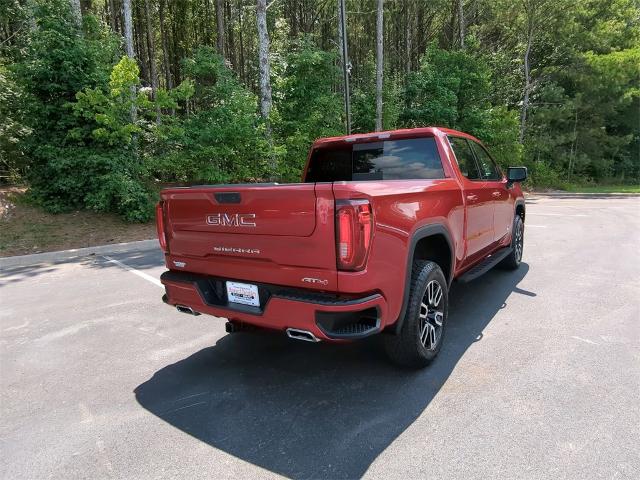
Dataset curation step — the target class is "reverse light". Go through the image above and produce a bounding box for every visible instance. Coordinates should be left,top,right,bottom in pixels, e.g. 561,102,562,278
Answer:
156,201,168,252
336,199,373,271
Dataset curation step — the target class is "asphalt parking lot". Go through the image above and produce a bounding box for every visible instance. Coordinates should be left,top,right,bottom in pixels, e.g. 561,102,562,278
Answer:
1,194,639,479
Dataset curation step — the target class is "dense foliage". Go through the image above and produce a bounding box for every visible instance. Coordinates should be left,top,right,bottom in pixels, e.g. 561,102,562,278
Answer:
0,0,638,221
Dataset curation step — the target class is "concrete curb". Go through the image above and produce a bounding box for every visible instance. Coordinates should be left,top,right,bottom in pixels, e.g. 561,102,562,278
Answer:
0,239,159,269
528,191,640,197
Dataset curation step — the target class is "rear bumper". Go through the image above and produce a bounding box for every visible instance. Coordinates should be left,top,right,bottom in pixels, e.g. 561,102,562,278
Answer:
160,271,388,341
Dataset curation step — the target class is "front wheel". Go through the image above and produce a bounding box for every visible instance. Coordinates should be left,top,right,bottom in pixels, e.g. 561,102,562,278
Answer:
385,261,448,368
499,214,524,270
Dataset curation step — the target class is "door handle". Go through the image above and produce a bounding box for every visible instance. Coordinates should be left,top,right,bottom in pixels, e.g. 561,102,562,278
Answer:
492,191,502,198
466,194,478,202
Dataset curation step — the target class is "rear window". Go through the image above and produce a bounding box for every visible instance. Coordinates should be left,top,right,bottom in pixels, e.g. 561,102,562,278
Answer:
306,137,445,182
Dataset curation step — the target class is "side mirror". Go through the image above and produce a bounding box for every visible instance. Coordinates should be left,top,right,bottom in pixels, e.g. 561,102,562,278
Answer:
507,166,527,184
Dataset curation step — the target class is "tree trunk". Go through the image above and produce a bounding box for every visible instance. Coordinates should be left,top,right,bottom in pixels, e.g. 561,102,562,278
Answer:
256,0,272,120
338,0,351,134
158,0,172,90
204,0,212,45
337,0,344,97
122,0,137,122
107,0,117,32
256,0,275,177
123,0,135,58
519,30,532,143
238,2,246,84
458,0,465,48
375,0,383,131
144,0,160,122
144,0,158,94
135,0,149,85
226,1,236,68
404,1,411,76
216,0,225,57
70,0,82,27
169,1,181,85
568,107,578,180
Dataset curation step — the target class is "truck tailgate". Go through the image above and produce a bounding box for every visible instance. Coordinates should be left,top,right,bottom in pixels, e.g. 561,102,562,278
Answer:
160,183,338,291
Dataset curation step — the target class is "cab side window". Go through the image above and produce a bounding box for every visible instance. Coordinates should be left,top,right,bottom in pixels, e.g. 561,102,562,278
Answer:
448,136,481,180
469,141,502,181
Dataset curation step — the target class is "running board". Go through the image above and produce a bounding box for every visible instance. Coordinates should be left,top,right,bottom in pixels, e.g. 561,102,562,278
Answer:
458,247,512,283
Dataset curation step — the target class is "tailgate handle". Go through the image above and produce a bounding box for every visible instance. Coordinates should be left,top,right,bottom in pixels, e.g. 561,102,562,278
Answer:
215,192,241,204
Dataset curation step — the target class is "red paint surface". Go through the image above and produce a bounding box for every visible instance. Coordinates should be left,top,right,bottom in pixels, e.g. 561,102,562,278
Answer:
158,127,524,340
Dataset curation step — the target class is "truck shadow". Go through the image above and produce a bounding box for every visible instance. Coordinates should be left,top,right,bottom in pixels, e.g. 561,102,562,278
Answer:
135,264,533,479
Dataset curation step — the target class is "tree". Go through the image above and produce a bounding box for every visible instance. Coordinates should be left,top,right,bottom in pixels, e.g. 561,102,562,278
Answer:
122,0,134,58
122,0,136,121
401,46,492,133
375,0,384,131
2,0,639,216
158,0,173,90
0,64,31,180
519,0,549,143
151,47,270,183
256,0,272,121
274,39,343,179
69,0,82,26
216,0,225,57
338,0,351,133
143,0,159,121
458,0,464,47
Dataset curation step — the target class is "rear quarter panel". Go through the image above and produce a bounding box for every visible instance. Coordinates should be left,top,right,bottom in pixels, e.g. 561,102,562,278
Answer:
332,178,464,328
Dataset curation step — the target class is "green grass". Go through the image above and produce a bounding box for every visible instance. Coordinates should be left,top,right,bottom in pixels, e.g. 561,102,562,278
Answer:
562,184,640,193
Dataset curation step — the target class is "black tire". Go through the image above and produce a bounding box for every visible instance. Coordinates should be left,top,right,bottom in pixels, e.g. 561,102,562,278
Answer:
385,260,448,368
499,214,524,270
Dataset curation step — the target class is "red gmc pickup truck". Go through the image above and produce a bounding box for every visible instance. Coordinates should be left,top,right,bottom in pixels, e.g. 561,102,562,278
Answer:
157,127,527,367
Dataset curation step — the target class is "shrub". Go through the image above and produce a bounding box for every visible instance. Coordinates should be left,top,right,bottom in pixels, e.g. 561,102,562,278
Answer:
273,38,343,180
148,47,269,184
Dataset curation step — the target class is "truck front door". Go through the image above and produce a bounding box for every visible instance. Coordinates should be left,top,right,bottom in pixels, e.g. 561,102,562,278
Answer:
468,141,514,243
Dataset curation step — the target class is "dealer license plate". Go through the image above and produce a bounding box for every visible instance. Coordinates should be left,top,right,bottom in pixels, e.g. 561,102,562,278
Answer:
226,281,260,307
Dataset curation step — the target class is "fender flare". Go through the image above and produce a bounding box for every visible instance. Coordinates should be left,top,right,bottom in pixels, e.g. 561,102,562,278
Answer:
393,224,455,335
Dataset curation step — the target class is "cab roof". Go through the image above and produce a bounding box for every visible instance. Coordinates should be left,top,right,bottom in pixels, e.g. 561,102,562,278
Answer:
312,126,481,149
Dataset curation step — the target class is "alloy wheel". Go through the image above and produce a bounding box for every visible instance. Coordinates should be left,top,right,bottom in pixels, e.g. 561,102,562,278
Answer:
514,220,524,262
419,280,444,351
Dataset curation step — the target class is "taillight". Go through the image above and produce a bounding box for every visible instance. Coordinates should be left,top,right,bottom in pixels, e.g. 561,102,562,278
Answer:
156,201,168,252
335,199,373,271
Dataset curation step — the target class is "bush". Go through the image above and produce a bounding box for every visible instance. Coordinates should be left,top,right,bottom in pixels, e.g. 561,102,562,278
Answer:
400,45,492,133
148,47,270,184
273,38,343,180
27,146,153,221
9,0,154,219
482,107,523,168
526,162,566,190
351,60,402,133
0,63,31,181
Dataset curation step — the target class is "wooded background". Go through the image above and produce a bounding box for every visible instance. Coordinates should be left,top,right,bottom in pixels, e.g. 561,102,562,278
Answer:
1,0,638,221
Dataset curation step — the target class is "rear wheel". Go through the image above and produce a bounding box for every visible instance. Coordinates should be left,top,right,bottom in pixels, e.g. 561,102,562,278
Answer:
499,214,524,270
385,260,448,368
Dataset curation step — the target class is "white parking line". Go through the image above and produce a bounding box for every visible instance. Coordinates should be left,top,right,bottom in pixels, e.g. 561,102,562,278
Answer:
571,336,599,345
528,213,587,217
102,255,163,288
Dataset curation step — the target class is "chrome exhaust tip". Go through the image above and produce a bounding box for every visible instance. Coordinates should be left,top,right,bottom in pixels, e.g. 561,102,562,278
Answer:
176,304,200,316
286,328,320,343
